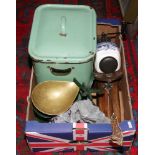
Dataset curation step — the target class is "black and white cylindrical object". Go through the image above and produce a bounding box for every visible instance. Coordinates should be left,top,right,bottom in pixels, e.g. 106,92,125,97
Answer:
95,42,121,74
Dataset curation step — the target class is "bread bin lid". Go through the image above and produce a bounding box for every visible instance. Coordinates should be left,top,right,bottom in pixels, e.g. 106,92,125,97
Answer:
28,4,96,63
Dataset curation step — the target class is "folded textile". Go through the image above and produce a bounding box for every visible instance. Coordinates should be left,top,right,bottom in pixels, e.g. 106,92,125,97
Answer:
51,99,110,123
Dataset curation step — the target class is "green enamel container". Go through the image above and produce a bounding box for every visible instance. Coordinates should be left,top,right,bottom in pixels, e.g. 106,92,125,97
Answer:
29,4,96,87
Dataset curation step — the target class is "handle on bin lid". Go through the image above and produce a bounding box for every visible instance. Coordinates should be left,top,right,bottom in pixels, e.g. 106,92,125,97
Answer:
59,16,67,37
47,66,73,76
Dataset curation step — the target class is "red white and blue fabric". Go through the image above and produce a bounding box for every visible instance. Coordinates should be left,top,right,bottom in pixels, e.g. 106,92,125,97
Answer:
25,121,136,152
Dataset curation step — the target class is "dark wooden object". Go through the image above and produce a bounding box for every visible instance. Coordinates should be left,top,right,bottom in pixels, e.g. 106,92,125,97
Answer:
111,82,121,122
97,81,121,122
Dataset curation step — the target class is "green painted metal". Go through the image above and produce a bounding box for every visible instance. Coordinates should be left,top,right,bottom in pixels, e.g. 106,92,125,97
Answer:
29,4,96,86
33,60,94,87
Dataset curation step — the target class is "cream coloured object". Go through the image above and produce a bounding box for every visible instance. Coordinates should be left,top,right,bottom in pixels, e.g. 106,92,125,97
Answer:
95,42,121,73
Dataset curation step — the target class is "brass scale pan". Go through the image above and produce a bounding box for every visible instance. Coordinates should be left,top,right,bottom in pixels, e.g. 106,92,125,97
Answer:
31,81,79,119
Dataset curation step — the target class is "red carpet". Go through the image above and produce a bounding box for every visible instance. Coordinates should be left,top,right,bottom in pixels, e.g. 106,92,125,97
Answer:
16,0,138,155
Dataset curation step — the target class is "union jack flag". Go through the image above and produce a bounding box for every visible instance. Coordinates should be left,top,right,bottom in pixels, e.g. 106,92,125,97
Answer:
25,122,136,152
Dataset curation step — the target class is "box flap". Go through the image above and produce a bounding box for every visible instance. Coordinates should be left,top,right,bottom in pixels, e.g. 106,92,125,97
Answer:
25,121,136,152
29,4,96,62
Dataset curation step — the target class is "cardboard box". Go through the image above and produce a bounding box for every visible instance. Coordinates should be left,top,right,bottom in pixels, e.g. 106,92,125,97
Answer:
25,19,136,153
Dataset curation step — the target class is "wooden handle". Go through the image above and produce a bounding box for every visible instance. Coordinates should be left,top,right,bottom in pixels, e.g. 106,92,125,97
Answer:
105,89,113,118
97,81,122,122
111,82,121,122
97,92,108,116
97,83,113,118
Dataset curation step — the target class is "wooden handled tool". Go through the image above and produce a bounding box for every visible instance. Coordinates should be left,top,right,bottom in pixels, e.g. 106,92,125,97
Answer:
97,81,122,122
98,91,109,117
97,80,124,122
110,82,121,122
97,81,123,146
104,86,113,118
97,82,113,118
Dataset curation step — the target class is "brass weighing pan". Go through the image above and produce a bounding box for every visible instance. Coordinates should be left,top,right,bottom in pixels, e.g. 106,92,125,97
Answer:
31,80,79,116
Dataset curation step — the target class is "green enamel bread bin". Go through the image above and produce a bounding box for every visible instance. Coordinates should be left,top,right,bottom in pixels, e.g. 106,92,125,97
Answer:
28,4,96,87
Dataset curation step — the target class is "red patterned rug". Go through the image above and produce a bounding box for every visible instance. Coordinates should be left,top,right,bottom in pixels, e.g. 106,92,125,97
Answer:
16,0,137,155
